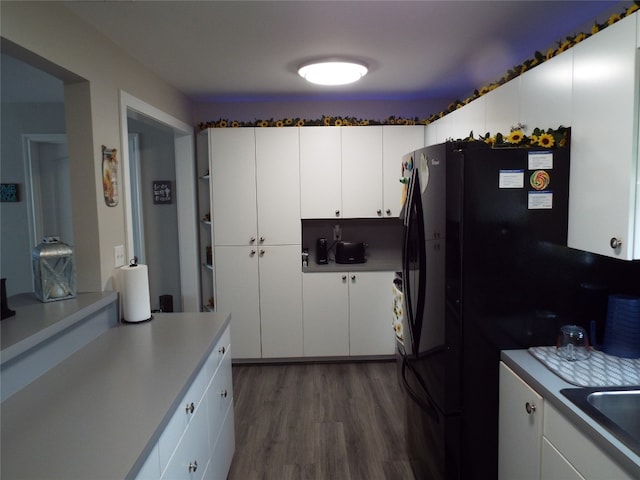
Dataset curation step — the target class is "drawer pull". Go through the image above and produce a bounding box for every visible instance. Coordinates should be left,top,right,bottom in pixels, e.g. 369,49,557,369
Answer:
186,402,195,414
525,402,536,415
219,345,226,355
188,460,198,473
221,389,228,398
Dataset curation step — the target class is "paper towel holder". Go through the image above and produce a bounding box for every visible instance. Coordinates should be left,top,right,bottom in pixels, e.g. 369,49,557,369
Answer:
121,257,153,324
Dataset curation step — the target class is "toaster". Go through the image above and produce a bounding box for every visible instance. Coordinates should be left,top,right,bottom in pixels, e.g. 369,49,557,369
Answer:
335,241,366,264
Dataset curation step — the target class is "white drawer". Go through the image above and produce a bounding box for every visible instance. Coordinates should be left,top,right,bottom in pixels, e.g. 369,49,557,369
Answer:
205,326,231,380
208,404,235,480
135,443,161,480
158,360,209,473
207,345,233,449
161,402,210,480
543,402,633,479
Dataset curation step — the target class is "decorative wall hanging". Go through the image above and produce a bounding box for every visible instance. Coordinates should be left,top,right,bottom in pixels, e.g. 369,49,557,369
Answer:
0,183,19,202
152,180,173,205
102,145,118,207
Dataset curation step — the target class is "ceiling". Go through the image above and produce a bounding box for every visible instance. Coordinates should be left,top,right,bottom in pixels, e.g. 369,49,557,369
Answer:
3,1,633,107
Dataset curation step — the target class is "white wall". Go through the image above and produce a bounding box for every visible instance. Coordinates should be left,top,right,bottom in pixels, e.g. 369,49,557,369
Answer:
1,2,194,291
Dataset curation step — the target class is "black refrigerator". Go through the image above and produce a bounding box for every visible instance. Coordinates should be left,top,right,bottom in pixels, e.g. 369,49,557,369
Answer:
400,139,577,480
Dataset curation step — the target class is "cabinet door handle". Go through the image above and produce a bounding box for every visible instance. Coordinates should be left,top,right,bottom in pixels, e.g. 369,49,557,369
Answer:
250,237,256,244
259,249,265,257
525,402,536,415
341,275,347,281
250,250,256,257
335,210,340,217
188,460,198,473
377,209,382,216
351,275,356,281
186,402,195,414
259,236,265,243
220,389,228,398
610,237,622,249
218,345,226,355
386,209,392,216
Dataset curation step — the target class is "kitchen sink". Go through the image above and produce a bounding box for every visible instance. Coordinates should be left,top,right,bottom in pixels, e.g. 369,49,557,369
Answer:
561,387,640,456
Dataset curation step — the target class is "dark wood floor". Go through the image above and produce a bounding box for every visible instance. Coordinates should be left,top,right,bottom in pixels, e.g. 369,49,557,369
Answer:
227,361,414,480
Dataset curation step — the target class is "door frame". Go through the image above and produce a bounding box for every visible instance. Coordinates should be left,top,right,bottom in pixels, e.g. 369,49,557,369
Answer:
22,133,68,253
118,91,199,311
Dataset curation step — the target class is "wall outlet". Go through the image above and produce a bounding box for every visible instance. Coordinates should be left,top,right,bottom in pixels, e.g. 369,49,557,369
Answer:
333,224,342,241
114,245,126,267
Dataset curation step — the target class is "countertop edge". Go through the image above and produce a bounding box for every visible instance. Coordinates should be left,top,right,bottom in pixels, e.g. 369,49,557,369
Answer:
0,291,119,363
501,349,640,478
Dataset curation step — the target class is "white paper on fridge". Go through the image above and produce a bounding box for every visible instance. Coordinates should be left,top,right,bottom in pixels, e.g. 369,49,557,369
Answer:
499,169,524,188
528,151,554,170
528,191,553,209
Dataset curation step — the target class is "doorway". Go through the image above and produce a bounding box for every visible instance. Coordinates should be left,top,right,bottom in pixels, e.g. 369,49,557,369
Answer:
23,134,72,262
127,115,182,312
119,92,199,312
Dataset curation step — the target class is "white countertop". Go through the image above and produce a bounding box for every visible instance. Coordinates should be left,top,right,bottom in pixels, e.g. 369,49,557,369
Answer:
1,311,231,480
501,349,640,478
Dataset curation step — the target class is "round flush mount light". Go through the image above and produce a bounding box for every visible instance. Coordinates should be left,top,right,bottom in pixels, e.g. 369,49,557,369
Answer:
298,60,368,86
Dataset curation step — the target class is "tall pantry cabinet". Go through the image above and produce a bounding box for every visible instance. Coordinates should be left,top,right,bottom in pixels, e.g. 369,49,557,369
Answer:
197,128,303,359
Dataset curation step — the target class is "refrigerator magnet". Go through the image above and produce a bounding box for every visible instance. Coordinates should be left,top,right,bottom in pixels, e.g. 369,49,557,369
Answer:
530,170,551,190
528,151,553,170
528,191,553,209
499,169,524,189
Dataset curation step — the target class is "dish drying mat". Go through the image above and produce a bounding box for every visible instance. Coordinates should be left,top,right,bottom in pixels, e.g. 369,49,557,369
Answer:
528,346,640,387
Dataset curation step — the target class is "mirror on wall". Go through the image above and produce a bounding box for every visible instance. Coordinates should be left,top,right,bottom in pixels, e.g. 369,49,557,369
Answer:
0,53,70,297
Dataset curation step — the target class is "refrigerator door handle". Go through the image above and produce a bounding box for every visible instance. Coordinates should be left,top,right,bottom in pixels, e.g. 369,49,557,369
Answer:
401,355,440,422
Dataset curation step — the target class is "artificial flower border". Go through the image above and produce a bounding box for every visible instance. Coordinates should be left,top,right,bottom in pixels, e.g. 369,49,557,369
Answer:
198,3,638,134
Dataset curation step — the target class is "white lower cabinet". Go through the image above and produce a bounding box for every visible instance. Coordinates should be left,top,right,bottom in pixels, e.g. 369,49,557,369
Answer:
136,325,234,480
302,271,395,357
541,437,585,480
303,272,350,357
215,244,303,359
498,362,543,480
348,271,395,356
499,361,634,480
214,246,261,358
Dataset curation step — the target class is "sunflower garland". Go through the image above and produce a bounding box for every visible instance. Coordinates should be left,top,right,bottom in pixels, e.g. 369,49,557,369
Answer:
199,3,639,133
454,125,570,149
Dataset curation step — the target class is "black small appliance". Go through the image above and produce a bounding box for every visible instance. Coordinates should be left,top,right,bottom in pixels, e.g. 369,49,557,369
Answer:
315,238,328,264
335,241,366,264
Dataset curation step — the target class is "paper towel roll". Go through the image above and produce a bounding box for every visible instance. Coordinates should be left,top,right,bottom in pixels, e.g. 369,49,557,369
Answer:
120,263,152,323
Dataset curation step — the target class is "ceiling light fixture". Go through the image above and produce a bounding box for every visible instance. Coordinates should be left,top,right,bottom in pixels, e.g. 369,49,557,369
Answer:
298,60,368,86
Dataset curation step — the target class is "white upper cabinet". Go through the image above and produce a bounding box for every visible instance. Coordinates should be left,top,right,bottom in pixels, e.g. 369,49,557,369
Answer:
382,125,425,216
255,128,300,245
568,14,638,259
300,126,342,219
485,77,521,136
519,51,573,129
342,126,383,218
210,128,257,246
